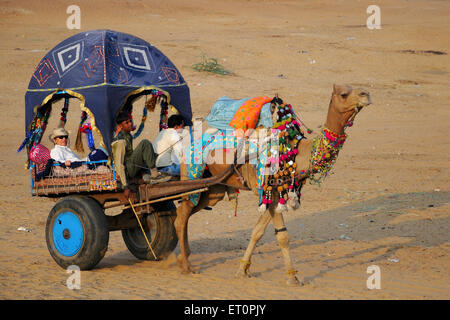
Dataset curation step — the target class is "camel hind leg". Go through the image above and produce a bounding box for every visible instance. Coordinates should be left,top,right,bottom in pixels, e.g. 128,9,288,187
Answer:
174,199,196,274
173,162,197,274
174,186,226,274
235,209,272,278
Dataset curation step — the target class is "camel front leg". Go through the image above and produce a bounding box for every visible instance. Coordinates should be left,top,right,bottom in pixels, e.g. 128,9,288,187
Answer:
174,199,196,274
236,210,272,278
270,208,303,286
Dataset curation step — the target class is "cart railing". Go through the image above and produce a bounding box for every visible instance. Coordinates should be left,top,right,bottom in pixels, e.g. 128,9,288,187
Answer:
30,159,117,197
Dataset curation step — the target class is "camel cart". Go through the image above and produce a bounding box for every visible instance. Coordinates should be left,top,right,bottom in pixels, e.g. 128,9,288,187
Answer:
19,29,225,270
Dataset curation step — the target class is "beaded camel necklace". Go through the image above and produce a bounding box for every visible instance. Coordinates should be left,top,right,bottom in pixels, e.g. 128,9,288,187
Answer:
308,103,362,184
308,127,347,184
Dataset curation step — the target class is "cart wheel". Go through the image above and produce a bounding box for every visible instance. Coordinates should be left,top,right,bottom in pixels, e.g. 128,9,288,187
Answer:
46,196,109,270
122,210,177,261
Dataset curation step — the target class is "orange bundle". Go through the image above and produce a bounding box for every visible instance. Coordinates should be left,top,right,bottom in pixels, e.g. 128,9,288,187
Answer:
228,96,272,134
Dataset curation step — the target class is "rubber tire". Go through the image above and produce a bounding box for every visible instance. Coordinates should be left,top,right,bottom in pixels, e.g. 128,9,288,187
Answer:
122,210,177,261
46,195,109,270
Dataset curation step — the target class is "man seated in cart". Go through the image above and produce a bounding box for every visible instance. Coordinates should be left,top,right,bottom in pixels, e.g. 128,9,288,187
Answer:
34,127,109,181
50,127,108,167
153,114,186,176
50,127,84,167
112,111,169,198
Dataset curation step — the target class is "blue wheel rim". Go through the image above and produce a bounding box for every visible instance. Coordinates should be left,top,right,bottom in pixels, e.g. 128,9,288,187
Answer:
52,211,84,257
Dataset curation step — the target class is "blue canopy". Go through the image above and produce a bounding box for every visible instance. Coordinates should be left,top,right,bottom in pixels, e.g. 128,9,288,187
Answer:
25,29,192,152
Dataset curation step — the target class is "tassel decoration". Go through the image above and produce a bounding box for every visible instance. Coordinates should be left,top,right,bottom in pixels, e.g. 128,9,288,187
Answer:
260,100,306,214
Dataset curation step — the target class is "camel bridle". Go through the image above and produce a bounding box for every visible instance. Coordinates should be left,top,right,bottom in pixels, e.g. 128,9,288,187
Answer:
345,103,363,128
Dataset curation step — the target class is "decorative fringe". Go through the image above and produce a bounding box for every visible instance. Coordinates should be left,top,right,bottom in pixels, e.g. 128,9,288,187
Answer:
75,111,88,153
276,201,288,214
132,106,148,139
86,130,95,151
258,203,267,213
287,191,300,210
133,90,167,138
17,105,52,154
17,131,32,152
159,99,169,131
75,128,84,153
145,94,157,112
58,98,69,128
259,99,307,214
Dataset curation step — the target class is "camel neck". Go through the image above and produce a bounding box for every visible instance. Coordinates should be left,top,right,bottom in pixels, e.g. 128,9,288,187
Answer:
323,98,355,135
324,107,346,135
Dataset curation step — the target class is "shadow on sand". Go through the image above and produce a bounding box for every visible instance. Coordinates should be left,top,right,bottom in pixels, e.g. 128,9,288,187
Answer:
190,191,450,277
99,191,449,274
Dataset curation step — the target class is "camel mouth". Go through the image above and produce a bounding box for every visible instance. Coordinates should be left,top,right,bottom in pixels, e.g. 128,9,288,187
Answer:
358,91,372,107
355,103,365,113
345,102,367,127
361,98,372,107
354,100,371,113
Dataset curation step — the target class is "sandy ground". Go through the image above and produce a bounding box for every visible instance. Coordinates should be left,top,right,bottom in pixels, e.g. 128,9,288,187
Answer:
0,0,449,300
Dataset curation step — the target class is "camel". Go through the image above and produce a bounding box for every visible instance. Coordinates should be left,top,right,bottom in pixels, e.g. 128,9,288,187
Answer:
174,84,372,286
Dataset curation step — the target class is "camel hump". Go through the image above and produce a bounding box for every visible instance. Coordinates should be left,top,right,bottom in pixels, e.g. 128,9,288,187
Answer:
205,96,274,130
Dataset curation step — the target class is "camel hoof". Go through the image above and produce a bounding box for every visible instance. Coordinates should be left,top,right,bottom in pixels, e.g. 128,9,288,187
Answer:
177,254,196,274
235,270,252,279
286,276,303,287
181,268,197,275
180,264,197,275
179,263,197,275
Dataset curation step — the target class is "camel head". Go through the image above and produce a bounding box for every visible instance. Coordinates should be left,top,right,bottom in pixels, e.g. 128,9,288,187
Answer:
326,84,372,134
332,84,371,109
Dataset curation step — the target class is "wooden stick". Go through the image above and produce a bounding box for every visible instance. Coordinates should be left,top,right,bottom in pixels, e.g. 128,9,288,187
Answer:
128,198,158,260
104,187,209,210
